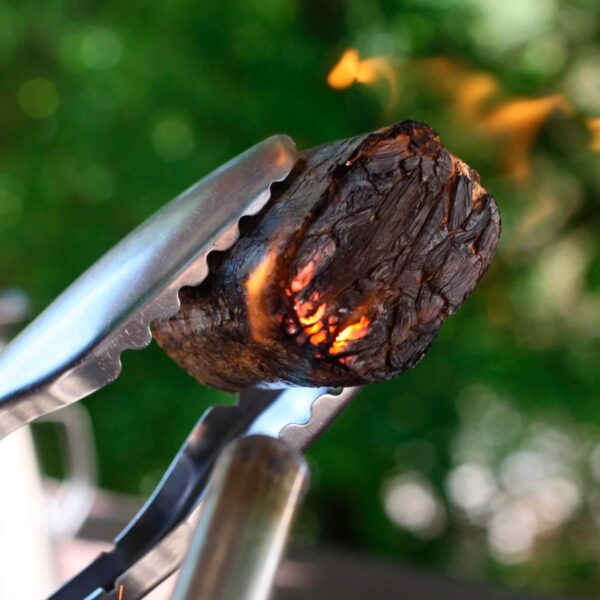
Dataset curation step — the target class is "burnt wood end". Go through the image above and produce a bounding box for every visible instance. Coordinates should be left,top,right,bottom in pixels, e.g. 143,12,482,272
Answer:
153,121,501,391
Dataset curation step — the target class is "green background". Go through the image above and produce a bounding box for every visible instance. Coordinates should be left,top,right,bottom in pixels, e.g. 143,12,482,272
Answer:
1,0,600,595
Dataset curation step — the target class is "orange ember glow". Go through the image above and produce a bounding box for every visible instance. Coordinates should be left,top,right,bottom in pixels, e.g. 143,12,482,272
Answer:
327,49,397,109
289,287,371,358
245,249,277,344
329,316,371,355
298,302,326,326
587,118,600,152
309,330,328,345
305,322,323,335
290,261,315,292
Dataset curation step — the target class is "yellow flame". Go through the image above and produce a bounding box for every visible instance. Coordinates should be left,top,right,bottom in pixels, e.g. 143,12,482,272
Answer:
587,118,600,152
245,249,277,344
329,316,370,355
327,49,397,109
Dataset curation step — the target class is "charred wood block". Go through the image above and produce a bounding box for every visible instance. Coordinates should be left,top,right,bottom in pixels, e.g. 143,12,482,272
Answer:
153,121,501,391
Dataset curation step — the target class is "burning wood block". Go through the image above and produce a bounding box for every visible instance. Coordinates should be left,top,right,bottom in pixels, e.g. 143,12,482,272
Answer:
153,121,500,391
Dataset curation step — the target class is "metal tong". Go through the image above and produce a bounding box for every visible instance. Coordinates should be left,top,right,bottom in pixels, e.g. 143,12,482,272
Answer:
0,134,361,599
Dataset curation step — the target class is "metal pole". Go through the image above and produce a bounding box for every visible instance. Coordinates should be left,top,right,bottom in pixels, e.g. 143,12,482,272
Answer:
171,435,309,600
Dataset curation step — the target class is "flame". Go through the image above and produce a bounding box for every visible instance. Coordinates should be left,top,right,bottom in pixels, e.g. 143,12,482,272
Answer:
422,58,499,121
245,249,277,344
484,95,571,132
483,94,572,179
329,316,371,355
421,58,580,180
327,49,397,109
587,118,600,151
455,72,499,121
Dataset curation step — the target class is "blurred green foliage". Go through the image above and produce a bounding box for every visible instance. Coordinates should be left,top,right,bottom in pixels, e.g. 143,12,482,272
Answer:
2,0,600,596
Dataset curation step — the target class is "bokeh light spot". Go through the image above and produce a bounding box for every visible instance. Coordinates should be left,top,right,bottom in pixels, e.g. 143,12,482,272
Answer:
382,473,446,539
60,26,123,71
76,164,116,205
0,189,23,230
151,116,195,161
18,78,59,119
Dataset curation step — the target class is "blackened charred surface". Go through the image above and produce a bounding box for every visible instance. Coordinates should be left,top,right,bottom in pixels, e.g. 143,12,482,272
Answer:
152,121,500,391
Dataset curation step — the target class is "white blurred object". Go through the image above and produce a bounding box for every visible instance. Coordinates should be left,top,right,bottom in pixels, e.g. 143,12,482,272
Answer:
0,288,97,598
0,288,30,326
41,404,98,540
0,427,58,599
0,288,30,352
382,472,447,539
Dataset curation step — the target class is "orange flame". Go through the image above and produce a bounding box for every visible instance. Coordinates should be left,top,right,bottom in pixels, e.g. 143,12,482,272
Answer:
327,49,397,109
245,249,277,344
483,94,572,179
422,58,579,181
421,58,499,120
329,316,371,355
455,72,499,121
587,118,600,152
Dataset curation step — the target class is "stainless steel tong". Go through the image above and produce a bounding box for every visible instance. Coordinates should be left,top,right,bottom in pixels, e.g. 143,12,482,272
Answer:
0,135,361,599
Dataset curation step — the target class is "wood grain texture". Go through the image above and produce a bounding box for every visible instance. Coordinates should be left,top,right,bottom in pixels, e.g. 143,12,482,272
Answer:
153,121,500,391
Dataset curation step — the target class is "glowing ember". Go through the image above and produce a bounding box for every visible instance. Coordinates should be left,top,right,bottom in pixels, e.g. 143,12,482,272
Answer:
290,261,315,292
587,118,600,152
297,302,326,326
329,316,371,355
305,322,322,335
327,48,397,109
245,249,277,343
309,330,327,345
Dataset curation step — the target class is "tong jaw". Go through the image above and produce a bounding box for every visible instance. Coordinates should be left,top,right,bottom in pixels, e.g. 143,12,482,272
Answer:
0,135,297,440
73,386,361,600
0,133,364,600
